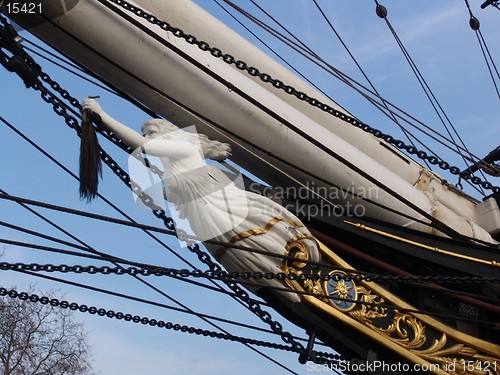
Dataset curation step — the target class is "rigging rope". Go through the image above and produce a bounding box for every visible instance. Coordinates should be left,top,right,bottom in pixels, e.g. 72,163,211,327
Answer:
14,267,334,350
0,192,353,268
222,0,456,182
464,0,500,100
222,0,488,175
2,262,499,326
213,0,338,115
0,201,301,373
251,0,426,161
23,43,119,95
310,0,434,170
0,235,256,300
373,0,489,194
0,286,326,358
12,268,279,339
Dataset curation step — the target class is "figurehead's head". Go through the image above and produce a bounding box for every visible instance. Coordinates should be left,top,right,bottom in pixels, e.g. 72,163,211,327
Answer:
141,119,179,139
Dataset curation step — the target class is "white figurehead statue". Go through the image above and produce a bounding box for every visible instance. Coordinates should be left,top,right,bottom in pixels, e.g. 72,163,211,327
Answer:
82,98,320,302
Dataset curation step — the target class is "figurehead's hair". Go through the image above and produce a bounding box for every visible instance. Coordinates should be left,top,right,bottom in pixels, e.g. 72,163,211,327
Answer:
142,119,231,161
79,108,102,202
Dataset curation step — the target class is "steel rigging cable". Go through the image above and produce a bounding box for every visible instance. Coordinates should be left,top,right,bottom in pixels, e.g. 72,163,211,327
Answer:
0,286,321,359
464,0,500,100
2,262,499,327
0,232,257,301
373,0,489,194
310,0,432,169
0,240,316,340
222,0,484,171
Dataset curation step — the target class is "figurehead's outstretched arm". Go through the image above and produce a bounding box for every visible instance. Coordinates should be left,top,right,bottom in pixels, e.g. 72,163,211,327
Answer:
81,98,199,160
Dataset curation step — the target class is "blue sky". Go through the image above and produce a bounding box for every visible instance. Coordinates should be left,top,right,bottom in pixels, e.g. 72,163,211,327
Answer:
1,1,499,374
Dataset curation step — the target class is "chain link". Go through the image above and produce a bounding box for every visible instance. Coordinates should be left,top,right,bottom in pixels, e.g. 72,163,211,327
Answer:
0,14,42,87
34,75,178,232
2,262,498,284
0,286,301,353
104,0,499,194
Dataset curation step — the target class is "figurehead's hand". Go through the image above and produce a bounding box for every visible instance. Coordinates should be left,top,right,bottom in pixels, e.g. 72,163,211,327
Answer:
81,97,104,115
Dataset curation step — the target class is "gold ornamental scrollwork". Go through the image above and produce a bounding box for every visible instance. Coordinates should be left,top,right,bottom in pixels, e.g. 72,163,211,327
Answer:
285,233,312,269
282,238,500,374
347,285,387,321
283,234,325,298
376,310,427,349
327,283,428,351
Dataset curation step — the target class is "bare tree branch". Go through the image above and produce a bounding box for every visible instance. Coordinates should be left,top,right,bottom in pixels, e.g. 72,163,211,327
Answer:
0,287,95,375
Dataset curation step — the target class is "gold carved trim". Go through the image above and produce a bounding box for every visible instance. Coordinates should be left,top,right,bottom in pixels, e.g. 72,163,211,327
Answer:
229,216,302,244
283,238,500,374
285,233,315,269
286,278,450,374
317,239,500,358
344,220,500,268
